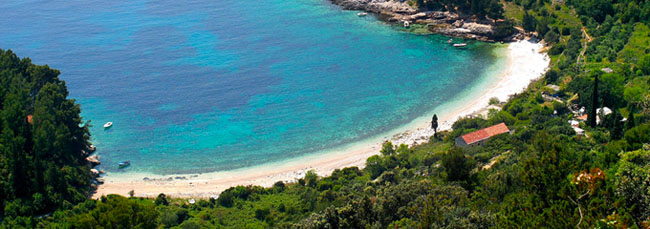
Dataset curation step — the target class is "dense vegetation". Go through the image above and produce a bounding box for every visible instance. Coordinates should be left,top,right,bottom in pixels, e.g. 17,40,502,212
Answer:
3,0,650,227
0,49,93,227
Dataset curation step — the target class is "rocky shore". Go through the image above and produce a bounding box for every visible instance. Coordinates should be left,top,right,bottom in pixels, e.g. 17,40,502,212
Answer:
330,0,528,42
84,145,105,188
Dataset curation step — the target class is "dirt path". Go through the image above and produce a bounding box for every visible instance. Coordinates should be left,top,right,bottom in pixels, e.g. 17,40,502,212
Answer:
577,27,591,65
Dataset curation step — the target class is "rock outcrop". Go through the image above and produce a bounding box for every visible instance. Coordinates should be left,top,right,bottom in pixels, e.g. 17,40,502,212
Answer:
86,155,100,166
331,0,416,14
330,0,522,41
90,168,100,177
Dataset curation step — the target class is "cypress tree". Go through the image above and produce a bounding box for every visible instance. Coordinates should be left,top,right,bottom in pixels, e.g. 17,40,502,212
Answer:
431,114,438,137
588,74,599,127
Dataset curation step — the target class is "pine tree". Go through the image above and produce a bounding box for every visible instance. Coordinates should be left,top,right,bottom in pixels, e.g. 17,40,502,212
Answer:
522,11,537,32
486,0,504,21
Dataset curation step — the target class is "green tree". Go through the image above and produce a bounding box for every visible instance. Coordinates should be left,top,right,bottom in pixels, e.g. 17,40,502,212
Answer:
0,49,91,220
431,114,438,136
486,0,504,20
155,193,168,206
522,11,537,32
536,18,549,36
69,195,159,228
638,54,650,75
493,20,516,39
624,124,650,150
442,147,474,183
544,30,559,44
366,155,385,179
304,170,318,187
588,73,600,127
615,149,650,221
380,141,395,156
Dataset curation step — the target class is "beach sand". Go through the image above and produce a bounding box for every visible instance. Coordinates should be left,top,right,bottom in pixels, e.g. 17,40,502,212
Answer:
92,39,550,199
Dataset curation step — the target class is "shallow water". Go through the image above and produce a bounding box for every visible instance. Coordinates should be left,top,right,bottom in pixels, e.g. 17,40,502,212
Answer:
0,0,503,174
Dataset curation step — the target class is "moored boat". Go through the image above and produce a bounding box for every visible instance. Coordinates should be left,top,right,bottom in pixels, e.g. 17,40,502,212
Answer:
118,161,130,169
403,21,410,28
357,12,367,17
453,43,467,47
104,122,113,129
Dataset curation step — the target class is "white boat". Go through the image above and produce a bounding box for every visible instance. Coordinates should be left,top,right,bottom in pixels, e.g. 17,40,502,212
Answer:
447,39,453,43
357,12,367,17
118,161,130,168
103,122,113,128
453,43,467,47
403,21,410,28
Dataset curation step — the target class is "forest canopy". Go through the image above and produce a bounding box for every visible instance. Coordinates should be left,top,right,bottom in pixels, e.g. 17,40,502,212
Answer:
0,49,92,226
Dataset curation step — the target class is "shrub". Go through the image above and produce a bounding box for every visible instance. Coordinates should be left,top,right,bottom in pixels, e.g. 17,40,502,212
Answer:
305,170,319,187
217,190,234,207
544,30,559,44
624,124,650,150
381,141,395,156
489,97,500,105
254,207,270,220
160,210,179,227
155,193,168,206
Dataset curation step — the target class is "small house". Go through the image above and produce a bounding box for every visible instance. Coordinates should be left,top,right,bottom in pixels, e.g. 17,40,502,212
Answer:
455,122,511,147
573,126,585,136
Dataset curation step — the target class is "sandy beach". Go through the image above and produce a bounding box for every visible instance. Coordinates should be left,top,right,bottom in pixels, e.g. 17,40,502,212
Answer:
92,39,550,199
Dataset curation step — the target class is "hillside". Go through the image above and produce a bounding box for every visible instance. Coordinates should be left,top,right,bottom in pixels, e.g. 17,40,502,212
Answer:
2,0,650,228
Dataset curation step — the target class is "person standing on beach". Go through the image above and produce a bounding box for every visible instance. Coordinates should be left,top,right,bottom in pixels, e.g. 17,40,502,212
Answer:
431,114,438,137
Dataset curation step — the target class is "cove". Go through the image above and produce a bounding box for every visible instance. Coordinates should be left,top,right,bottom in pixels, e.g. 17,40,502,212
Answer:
0,0,505,175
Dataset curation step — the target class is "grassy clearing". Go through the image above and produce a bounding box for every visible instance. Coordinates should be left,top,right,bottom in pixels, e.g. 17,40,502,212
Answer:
503,1,525,23
618,23,650,64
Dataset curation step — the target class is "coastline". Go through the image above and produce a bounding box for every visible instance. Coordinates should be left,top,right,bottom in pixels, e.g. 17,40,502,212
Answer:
330,0,528,42
92,39,549,199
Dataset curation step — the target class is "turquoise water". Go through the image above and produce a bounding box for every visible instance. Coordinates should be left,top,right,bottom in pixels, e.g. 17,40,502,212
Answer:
0,0,503,175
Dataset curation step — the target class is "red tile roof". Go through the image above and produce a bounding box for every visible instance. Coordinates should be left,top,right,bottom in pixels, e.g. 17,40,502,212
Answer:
27,115,33,124
577,114,588,120
461,123,510,145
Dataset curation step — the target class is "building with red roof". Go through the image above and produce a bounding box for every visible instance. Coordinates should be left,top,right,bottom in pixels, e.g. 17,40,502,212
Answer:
455,122,511,147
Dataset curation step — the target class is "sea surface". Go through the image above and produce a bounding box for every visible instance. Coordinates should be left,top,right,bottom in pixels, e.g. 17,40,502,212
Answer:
0,0,504,175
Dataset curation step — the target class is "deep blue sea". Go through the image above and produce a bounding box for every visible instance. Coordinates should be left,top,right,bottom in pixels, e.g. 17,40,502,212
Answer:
0,0,503,175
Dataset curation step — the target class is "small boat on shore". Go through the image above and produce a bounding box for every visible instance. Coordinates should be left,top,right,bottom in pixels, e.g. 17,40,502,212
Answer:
103,122,113,129
403,21,410,28
118,161,130,169
357,12,367,17
453,43,467,48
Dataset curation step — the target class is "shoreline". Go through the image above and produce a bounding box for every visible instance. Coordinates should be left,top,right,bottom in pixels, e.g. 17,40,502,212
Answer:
330,0,529,42
92,39,549,199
